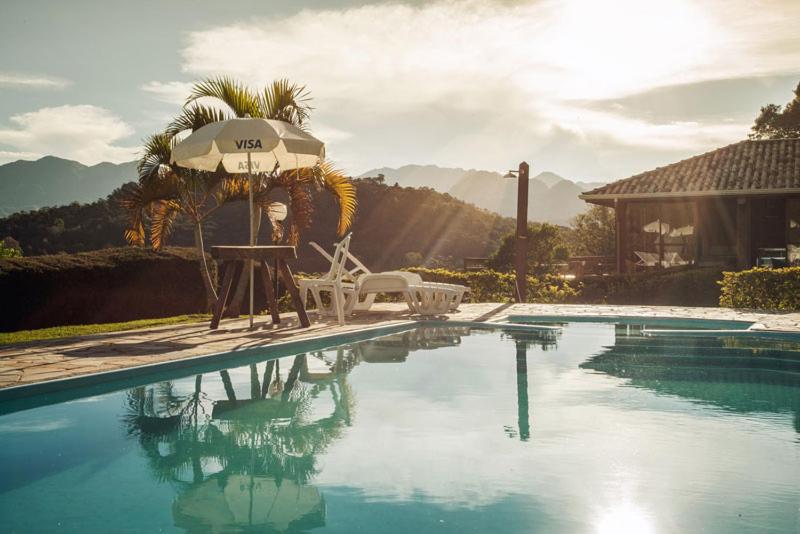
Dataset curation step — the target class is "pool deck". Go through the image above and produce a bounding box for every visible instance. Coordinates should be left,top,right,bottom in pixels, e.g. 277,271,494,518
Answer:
2,303,800,390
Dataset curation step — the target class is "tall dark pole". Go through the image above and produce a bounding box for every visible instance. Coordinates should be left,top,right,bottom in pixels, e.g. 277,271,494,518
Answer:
515,162,529,302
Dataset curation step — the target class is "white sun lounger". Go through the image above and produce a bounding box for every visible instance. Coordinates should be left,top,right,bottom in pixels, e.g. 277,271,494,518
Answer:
298,234,353,325
305,238,468,318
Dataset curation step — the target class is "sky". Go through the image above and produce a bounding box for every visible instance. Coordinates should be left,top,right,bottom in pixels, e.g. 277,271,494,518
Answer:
0,0,798,182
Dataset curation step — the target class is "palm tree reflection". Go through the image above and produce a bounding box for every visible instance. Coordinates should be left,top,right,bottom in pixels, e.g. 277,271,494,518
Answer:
122,326,536,531
123,350,356,532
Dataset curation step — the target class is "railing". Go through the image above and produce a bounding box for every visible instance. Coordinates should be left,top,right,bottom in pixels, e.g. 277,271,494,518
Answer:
568,256,616,277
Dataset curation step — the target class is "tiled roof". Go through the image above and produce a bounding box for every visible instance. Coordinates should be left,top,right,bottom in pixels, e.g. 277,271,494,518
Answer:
581,138,800,199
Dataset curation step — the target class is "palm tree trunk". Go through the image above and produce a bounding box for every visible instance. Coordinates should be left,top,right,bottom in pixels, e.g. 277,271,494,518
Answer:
226,207,262,317
194,222,218,308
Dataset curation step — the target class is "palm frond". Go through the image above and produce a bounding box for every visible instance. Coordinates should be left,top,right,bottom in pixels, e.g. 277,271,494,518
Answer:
138,133,174,182
318,162,357,236
119,183,147,247
149,200,181,250
186,76,261,118
166,103,230,137
260,79,312,127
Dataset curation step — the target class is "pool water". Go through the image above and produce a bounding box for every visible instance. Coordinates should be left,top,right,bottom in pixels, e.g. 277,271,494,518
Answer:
0,323,798,533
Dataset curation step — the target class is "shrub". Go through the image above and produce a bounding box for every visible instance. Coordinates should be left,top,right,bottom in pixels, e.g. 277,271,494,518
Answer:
573,266,724,307
407,267,578,303
719,267,800,311
0,247,216,331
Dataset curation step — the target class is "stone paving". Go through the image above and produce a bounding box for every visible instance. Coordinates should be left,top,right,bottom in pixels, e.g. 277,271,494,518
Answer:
1,302,799,390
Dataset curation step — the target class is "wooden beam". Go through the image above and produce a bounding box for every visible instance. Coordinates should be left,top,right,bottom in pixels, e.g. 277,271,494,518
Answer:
736,197,752,269
615,200,628,273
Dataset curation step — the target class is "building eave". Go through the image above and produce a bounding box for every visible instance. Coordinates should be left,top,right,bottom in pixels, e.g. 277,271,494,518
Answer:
579,187,800,203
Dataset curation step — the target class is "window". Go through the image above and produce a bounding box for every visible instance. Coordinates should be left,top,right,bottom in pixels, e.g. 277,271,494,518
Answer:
788,198,800,265
627,201,695,268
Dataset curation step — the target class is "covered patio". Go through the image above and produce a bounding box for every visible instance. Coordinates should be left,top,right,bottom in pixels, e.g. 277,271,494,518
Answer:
580,139,800,272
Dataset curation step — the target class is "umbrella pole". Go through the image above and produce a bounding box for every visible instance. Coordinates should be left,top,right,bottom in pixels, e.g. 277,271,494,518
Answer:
248,152,254,328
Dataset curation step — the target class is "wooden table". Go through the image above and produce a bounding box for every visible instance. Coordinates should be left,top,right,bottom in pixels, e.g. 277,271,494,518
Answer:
210,246,310,329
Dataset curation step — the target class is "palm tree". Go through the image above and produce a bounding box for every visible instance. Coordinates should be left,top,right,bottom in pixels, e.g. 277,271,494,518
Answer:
121,77,356,306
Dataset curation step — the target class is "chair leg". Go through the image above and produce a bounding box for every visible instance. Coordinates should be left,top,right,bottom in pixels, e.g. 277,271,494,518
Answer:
333,285,345,326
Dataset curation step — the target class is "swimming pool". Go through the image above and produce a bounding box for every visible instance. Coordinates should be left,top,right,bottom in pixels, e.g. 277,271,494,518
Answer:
0,321,798,533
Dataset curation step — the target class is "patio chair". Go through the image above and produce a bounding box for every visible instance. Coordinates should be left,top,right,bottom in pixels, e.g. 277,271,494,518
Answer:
307,238,468,316
298,234,353,325
634,251,659,267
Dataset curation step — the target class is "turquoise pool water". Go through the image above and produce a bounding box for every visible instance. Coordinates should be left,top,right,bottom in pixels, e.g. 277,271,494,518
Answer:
0,323,798,533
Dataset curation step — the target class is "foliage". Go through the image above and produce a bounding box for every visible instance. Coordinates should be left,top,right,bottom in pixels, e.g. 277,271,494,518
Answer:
574,266,724,306
0,237,22,258
0,192,132,255
719,267,800,311
123,76,356,253
121,77,356,304
749,81,800,139
0,247,215,332
487,223,569,275
565,205,615,257
407,267,578,303
0,180,514,270
0,314,209,345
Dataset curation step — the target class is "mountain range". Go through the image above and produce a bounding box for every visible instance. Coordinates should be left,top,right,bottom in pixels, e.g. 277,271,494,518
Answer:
0,156,137,216
0,156,604,225
360,165,604,225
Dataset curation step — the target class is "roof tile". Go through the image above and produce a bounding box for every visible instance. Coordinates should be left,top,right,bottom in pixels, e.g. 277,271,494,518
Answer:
584,139,800,198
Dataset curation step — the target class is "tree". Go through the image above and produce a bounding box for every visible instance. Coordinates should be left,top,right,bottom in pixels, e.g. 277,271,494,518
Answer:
488,223,569,275
749,81,800,140
121,77,357,306
566,205,616,257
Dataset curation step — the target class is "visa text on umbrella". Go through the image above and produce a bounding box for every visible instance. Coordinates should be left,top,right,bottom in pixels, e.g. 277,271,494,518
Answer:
235,139,263,149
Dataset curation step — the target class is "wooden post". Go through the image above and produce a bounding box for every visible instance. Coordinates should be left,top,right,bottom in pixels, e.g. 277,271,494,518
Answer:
515,162,529,302
736,197,752,269
615,200,628,273
692,200,702,264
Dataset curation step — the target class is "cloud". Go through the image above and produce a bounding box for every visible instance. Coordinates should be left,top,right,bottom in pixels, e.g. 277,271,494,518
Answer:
0,72,71,89
176,0,800,178
140,80,194,105
0,105,138,165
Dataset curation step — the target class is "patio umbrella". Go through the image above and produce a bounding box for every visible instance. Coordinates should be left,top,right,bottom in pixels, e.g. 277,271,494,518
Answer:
173,474,325,531
171,118,325,327
669,224,694,237
643,219,670,234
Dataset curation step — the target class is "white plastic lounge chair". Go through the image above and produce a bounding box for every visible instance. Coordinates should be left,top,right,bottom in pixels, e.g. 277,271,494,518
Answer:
636,250,688,268
634,250,659,267
298,234,352,325
308,239,468,316
355,271,461,315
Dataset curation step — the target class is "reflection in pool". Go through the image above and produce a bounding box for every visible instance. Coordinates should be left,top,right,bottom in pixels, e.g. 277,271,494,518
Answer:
0,323,798,533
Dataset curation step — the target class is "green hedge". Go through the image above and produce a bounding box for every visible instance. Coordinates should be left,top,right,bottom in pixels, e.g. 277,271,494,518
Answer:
719,267,800,311
406,267,578,303
573,266,724,307
0,247,215,332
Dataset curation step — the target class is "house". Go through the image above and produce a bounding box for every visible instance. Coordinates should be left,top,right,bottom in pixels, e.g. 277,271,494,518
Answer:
580,138,800,273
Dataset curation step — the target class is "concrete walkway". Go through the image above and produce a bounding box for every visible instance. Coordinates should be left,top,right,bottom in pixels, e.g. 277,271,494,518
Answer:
1,303,799,390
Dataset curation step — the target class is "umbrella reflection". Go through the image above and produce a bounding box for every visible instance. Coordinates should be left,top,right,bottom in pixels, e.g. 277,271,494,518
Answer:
122,350,356,532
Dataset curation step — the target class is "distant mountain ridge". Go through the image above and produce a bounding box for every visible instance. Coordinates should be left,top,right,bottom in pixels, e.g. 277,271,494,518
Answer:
0,156,605,225
0,156,137,216
360,165,605,225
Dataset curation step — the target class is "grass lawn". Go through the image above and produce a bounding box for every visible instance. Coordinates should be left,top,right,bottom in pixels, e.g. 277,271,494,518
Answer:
0,314,211,345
